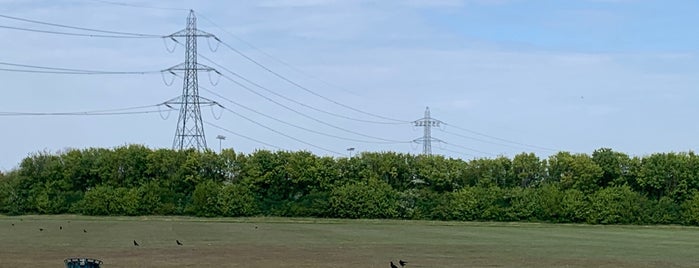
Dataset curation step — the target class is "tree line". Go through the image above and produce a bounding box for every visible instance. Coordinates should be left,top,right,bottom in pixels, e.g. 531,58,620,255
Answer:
2,145,699,225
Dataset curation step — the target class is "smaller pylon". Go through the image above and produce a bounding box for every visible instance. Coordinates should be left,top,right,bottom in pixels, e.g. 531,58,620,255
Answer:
413,106,442,155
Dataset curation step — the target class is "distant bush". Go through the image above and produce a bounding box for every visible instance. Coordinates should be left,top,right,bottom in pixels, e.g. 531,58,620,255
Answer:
329,177,398,219
587,186,645,224
218,183,258,217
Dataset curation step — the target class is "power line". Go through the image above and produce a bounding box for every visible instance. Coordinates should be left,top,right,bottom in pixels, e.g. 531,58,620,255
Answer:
212,104,345,156
0,24,158,38
204,120,285,151
200,54,405,125
0,103,169,116
214,39,410,124
444,123,558,152
0,13,162,37
86,0,188,11
0,110,162,116
0,61,161,75
196,12,363,96
443,142,495,156
201,86,404,144
194,15,556,155
213,71,409,144
442,128,543,152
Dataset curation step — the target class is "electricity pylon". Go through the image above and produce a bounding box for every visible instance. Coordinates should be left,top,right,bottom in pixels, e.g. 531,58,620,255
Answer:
165,10,219,150
413,106,442,155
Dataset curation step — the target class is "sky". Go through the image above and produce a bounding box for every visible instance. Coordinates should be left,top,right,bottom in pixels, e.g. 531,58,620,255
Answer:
1,0,699,170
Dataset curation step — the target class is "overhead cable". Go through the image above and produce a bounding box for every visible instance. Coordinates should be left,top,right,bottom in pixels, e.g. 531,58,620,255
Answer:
214,72,410,144
0,103,170,116
444,123,558,152
203,120,285,151
0,24,160,38
87,0,188,11
201,86,406,144
197,12,363,98
211,104,345,156
215,39,410,123
200,55,405,125
0,13,161,37
0,61,161,75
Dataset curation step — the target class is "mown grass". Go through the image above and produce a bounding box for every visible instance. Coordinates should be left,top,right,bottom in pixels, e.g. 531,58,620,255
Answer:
0,215,697,267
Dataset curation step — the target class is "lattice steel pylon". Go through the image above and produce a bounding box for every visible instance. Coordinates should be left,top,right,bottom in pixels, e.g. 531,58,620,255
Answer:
165,10,219,150
413,107,443,155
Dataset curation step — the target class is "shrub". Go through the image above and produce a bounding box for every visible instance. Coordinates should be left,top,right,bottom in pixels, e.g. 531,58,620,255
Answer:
329,177,398,219
218,183,258,217
587,186,645,224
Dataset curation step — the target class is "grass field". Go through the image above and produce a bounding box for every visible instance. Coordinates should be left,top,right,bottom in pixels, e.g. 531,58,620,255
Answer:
0,215,698,267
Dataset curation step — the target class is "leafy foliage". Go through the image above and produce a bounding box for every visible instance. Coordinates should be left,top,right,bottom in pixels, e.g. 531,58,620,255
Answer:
4,145,699,225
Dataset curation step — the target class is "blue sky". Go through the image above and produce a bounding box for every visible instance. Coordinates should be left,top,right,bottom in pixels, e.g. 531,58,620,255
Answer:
1,0,699,170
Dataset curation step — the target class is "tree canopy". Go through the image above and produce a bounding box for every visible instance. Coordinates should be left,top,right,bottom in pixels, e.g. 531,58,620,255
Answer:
2,145,699,225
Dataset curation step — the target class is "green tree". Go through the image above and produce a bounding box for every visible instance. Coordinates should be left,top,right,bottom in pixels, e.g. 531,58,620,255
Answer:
637,152,699,201
592,148,632,187
413,154,463,192
512,153,546,187
549,152,603,193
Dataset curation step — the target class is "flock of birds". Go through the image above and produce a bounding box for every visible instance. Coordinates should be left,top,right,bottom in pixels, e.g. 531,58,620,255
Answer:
11,221,185,247
13,221,411,267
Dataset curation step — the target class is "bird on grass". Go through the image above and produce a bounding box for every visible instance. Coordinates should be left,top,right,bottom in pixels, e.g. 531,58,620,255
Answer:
176,240,183,246
83,229,87,233
390,261,398,268
60,226,62,230
133,240,139,246
399,260,408,267
11,223,14,226
39,228,43,232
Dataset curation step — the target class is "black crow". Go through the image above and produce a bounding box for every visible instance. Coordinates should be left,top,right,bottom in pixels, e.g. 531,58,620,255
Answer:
390,261,398,268
133,240,139,246
176,240,183,246
39,228,43,232
60,226,63,230
11,223,14,226
83,229,87,233
399,260,407,267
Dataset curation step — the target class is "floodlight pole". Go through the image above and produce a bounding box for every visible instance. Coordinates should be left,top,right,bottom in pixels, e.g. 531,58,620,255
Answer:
216,135,226,153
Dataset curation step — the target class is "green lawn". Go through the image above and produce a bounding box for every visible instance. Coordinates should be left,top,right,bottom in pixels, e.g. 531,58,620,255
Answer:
0,215,697,267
